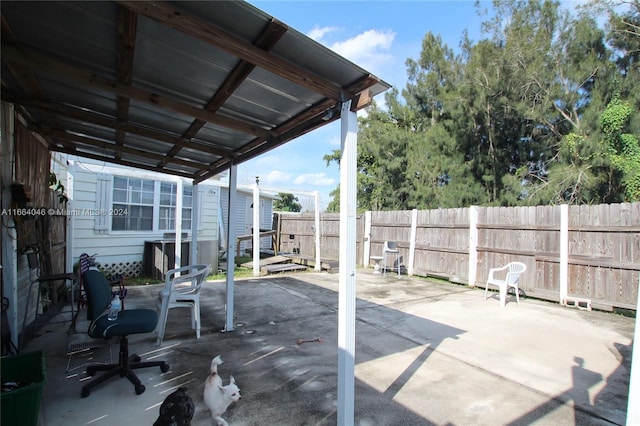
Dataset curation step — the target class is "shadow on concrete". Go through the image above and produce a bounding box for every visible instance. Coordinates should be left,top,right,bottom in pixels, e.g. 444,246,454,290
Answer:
505,342,631,426
146,275,466,425
31,272,631,425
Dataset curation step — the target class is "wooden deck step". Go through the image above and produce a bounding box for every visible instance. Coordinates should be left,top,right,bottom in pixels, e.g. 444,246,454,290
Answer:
263,263,308,274
287,255,338,271
241,255,291,268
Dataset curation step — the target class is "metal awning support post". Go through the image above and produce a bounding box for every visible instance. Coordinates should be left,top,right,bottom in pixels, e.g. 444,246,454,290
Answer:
337,99,356,425
253,177,260,276
65,159,76,275
190,182,199,265
224,162,238,332
363,211,371,268
174,179,183,270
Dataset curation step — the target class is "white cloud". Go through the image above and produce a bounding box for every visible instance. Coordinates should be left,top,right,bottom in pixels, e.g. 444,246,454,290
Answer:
329,29,395,73
307,25,396,75
262,170,293,185
293,172,336,186
307,25,338,41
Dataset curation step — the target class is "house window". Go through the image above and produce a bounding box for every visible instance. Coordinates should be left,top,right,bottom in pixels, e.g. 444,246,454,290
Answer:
108,176,194,232
112,177,154,231
182,185,193,229
158,183,193,230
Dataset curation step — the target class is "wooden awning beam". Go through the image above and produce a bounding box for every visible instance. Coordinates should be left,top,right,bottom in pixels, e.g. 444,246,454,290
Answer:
160,18,289,169
1,44,274,139
39,128,211,171
113,6,138,161
117,1,354,101
3,94,236,159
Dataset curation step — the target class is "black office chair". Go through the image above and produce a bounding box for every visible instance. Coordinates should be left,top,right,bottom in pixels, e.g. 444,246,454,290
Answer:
81,269,169,397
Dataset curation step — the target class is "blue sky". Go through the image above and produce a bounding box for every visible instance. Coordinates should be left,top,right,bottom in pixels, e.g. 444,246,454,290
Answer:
238,1,492,211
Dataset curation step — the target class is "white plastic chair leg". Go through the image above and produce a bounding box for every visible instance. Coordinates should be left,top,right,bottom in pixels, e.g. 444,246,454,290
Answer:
156,300,169,346
194,303,201,339
383,253,387,275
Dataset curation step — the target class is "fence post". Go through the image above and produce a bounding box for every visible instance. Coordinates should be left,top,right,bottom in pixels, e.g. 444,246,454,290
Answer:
314,191,321,271
468,206,479,287
408,209,418,276
363,211,371,268
559,204,569,305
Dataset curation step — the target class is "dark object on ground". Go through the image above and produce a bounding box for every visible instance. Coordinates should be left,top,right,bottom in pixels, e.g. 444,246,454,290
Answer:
153,387,195,426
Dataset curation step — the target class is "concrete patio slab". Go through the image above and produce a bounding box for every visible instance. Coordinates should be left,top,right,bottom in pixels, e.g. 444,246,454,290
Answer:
21,269,634,425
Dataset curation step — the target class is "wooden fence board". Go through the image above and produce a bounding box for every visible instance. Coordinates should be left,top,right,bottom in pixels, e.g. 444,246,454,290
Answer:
274,202,640,310
13,120,68,341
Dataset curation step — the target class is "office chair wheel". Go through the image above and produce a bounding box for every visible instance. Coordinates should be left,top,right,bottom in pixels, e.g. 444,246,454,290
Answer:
81,388,90,398
132,354,141,362
135,384,145,395
160,363,170,373
85,366,98,377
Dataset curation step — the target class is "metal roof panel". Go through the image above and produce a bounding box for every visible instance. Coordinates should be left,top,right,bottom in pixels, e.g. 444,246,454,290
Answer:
1,0,390,182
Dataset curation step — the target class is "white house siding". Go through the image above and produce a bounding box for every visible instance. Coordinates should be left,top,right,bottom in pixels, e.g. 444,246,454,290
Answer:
219,187,276,254
68,159,220,277
220,188,247,253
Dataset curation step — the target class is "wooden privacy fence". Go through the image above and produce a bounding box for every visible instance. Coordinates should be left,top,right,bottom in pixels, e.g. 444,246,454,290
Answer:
10,118,68,341
274,202,640,311
274,212,364,263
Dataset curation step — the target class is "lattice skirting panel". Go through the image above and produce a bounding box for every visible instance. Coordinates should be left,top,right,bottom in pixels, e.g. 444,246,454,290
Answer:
98,261,142,278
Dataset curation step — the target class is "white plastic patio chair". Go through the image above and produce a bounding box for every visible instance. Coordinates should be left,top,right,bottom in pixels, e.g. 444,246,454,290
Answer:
484,261,526,307
383,241,400,276
156,264,210,346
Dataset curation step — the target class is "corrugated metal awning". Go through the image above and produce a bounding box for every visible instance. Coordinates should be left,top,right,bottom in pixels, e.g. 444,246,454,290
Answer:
1,1,390,183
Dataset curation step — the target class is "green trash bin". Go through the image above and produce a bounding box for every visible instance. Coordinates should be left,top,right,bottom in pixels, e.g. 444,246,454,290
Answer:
1,351,46,426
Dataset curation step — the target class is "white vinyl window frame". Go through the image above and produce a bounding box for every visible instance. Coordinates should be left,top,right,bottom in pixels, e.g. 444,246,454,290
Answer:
111,176,155,232
158,182,193,231
95,174,203,234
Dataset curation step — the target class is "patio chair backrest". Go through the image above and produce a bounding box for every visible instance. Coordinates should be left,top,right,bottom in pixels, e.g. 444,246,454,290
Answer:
384,241,398,252
506,262,526,285
163,264,210,301
156,264,211,346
